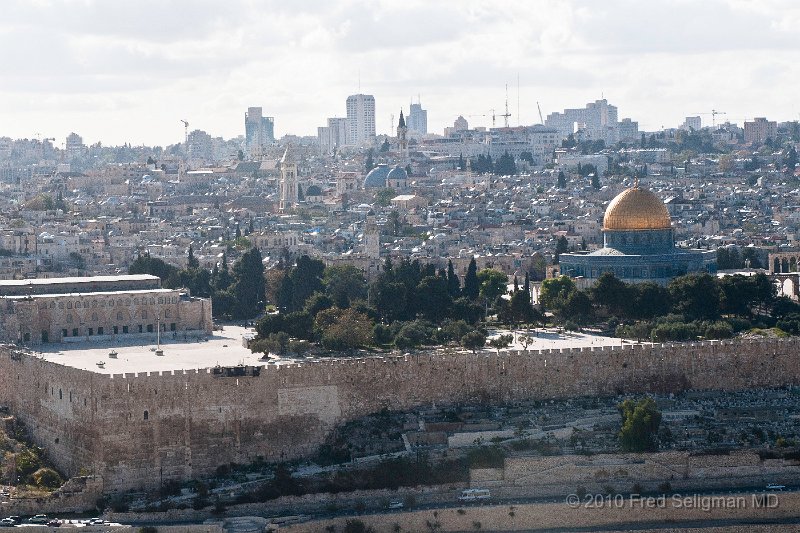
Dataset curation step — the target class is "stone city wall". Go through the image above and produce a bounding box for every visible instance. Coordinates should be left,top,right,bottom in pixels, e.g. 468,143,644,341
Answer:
474,450,800,498
1,337,799,492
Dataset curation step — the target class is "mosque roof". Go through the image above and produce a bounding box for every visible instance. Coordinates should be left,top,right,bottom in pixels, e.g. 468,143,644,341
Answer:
603,186,672,231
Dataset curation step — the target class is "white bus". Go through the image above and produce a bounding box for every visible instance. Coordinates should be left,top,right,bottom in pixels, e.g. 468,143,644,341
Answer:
459,488,491,502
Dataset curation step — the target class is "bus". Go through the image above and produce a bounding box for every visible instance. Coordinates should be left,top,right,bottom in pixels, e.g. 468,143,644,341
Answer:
459,488,491,502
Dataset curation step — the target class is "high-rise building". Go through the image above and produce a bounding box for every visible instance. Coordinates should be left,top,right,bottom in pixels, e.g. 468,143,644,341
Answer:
345,94,376,145
744,117,777,144
618,118,640,143
244,107,275,156
65,132,84,158
318,117,349,153
682,116,702,131
545,99,619,142
187,129,213,162
408,101,428,135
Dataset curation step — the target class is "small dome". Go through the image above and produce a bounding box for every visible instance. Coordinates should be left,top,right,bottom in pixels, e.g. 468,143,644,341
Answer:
603,187,671,231
387,165,408,181
364,164,391,188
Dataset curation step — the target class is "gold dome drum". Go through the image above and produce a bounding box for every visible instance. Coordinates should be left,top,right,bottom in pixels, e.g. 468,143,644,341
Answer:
603,187,671,231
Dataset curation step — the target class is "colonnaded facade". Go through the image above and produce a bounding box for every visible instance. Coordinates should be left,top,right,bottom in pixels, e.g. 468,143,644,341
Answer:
0,275,212,344
0,337,799,492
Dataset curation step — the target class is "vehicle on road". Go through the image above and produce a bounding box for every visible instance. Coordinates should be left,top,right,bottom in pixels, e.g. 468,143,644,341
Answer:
767,483,786,491
388,500,404,509
28,514,49,524
0,518,15,527
459,488,491,502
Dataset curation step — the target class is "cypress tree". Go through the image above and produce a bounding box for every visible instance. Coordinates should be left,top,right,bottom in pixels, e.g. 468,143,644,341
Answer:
446,259,461,297
463,258,479,300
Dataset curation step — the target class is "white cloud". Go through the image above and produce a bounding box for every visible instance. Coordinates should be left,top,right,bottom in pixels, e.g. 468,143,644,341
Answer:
1,0,800,145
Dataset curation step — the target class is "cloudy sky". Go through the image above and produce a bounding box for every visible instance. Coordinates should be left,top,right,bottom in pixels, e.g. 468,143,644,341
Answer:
2,0,800,146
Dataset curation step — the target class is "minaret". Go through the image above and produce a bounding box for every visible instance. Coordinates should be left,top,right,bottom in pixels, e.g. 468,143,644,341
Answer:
397,110,409,163
279,144,298,211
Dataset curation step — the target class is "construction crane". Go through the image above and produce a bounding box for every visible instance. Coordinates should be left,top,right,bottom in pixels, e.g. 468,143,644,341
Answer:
691,109,727,128
499,84,512,128
180,120,189,144
536,102,545,125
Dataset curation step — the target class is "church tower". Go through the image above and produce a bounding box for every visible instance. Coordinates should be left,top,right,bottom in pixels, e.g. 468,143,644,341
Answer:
279,144,298,211
364,215,380,259
397,110,409,163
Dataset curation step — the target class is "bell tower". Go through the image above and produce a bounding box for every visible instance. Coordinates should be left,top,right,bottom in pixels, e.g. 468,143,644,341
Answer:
279,144,298,211
397,110,409,163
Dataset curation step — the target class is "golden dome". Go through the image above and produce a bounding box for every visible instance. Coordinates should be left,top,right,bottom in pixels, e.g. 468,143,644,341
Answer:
603,187,672,231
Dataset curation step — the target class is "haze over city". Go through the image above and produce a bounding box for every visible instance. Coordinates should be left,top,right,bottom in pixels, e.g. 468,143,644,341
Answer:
3,0,800,145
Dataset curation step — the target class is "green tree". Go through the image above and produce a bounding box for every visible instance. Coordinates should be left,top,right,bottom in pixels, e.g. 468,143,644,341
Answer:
539,276,576,312
187,245,199,269
315,307,374,351
31,467,63,489
375,188,396,207
416,275,452,322
668,273,720,321
463,258,480,300
618,397,661,452
559,290,592,325
324,265,368,308
129,253,178,283
630,282,671,319
446,260,461,297
478,268,508,302
493,151,517,176
288,255,326,311
365,149,375,171
591,172,600,190
557,170,567,189
590,272,631,317
212,252,233,292
554,236,569,264
461,330,486,353
304,292,334,317
230,247,265,319
449,298,484,324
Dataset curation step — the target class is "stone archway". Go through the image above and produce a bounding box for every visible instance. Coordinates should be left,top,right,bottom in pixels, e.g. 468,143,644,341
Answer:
769,252,800,274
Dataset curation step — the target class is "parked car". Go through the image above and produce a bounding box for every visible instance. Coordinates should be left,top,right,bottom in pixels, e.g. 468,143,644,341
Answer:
28,514,49,524
0,518,15,527
47,519,62,527
388,500,404,509
87,518,106,525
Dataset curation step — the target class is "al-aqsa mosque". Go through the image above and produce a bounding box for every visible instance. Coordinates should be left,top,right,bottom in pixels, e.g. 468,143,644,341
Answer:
559,182,716,287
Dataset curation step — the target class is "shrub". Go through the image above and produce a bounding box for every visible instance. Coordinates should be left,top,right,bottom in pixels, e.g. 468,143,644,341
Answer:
31,467,62,489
